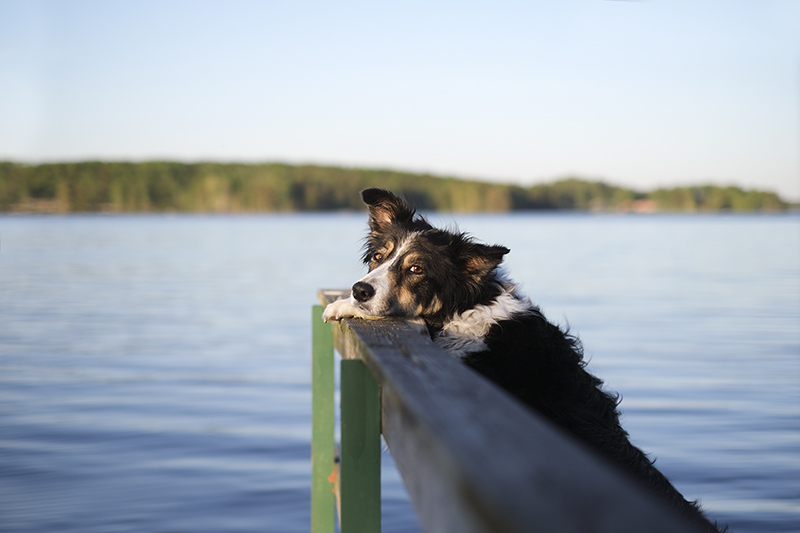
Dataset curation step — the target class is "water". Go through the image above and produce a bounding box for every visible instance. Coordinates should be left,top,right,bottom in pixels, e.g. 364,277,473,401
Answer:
0,213,798,533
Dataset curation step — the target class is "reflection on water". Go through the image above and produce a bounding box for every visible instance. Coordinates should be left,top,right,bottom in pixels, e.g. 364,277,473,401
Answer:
0,213,798,532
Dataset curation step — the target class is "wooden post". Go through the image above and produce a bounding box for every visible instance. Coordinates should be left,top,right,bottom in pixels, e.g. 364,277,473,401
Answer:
311,305,335,533
340,358,381,533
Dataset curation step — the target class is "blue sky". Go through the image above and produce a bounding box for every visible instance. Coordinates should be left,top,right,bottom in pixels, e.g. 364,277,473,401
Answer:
1,0,798,199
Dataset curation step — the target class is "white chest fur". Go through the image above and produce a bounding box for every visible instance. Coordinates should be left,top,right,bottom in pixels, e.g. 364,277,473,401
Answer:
434,289,531,359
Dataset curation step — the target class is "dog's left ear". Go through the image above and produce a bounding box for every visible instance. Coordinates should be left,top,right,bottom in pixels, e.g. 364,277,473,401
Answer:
464,244,510,279
361,188,416,233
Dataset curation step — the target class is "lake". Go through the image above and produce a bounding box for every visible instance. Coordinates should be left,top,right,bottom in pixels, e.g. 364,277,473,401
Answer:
0,212,798,533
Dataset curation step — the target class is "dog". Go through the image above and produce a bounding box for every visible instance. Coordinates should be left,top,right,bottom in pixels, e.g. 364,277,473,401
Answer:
323,188,723,533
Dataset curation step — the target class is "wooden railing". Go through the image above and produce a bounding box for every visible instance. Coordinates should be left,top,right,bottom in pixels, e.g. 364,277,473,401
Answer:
312,289,703,533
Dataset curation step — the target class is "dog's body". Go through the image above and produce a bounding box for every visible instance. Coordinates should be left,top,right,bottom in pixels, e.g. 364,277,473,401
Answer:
324,188,722,533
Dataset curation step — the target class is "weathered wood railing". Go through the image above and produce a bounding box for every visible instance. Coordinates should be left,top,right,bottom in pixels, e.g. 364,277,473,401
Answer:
312,289,703,533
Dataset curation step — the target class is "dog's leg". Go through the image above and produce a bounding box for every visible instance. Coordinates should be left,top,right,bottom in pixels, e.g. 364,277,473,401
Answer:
322,298,382,322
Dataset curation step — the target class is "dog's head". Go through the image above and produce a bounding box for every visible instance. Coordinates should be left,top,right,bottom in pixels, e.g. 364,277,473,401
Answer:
349,188,509,324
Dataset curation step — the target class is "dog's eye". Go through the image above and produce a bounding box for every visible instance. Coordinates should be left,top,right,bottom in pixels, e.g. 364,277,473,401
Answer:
372,252,383,262
409,265,423,275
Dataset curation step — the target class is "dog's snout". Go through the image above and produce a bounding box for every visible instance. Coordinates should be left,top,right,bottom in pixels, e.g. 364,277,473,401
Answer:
352,282,375,303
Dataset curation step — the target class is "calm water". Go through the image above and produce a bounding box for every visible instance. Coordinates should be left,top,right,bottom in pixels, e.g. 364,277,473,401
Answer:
0,213,798,533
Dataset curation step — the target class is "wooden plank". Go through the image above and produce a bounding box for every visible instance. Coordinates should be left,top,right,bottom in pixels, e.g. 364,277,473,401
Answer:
340,358,382,533
331,317,705,533
311,305,335,533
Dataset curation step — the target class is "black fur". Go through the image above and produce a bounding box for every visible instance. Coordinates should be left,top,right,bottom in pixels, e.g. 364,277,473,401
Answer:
355,188,724,532
465,311,722,532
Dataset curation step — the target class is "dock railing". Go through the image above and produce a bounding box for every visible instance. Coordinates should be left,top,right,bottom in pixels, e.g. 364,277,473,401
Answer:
312,289,704,533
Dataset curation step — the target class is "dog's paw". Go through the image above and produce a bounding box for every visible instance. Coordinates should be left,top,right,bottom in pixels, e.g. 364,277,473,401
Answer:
322,298,359,322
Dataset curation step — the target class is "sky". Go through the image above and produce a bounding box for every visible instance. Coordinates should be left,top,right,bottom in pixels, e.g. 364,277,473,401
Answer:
1,0,799,200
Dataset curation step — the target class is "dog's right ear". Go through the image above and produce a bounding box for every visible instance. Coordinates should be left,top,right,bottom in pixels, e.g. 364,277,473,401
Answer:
361,188,416,233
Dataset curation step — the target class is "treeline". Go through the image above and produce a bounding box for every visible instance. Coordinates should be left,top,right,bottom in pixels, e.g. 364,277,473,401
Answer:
0,161,790,213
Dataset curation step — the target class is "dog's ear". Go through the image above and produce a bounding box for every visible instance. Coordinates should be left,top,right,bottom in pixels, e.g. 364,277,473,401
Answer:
463,244,510,280
361,188,416,233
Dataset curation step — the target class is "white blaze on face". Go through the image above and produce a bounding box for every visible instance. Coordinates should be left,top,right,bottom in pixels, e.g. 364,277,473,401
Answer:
350,235,415,316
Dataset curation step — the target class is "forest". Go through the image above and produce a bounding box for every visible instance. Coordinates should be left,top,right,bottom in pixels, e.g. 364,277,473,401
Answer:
0,161,791,213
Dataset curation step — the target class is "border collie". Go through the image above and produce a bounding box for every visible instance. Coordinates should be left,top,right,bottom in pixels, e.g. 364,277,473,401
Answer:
323,188,723,533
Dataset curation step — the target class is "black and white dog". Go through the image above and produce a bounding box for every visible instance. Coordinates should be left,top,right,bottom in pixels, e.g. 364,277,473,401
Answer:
323,188,722,533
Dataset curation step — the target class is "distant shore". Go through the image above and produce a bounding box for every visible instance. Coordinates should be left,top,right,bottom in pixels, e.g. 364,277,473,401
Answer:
0,161,792,213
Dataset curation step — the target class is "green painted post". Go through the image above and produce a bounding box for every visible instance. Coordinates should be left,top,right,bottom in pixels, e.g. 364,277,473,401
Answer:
340,359,381,533
311,305,335,533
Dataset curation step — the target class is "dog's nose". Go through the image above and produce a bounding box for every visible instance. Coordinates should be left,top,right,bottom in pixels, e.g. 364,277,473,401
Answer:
352,281,375,303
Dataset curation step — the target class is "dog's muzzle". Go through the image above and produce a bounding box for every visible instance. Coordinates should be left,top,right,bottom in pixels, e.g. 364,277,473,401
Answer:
352,281,375,303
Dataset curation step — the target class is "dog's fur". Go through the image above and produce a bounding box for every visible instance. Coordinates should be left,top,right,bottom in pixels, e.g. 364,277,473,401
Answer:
323,188,723,533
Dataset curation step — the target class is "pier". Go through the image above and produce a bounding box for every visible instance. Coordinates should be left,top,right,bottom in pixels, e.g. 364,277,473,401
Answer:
312,289,703,533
